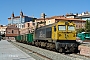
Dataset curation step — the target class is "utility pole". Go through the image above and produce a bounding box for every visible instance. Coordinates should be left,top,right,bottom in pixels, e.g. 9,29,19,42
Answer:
43,13,47,26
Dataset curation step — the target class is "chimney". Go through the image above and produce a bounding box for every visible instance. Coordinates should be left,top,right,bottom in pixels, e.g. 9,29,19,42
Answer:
12,12,14,17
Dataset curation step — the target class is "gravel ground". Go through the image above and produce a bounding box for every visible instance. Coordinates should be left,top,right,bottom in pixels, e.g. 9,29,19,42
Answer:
69,54,90,60
10,41,47,60
10,40,90,60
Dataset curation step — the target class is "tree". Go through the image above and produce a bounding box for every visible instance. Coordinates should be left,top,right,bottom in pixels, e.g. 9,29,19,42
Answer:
77,20,90,33
77,28,85,33
85,20,90,32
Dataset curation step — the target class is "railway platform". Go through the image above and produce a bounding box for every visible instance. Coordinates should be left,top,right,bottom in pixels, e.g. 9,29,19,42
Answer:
0,40,35,60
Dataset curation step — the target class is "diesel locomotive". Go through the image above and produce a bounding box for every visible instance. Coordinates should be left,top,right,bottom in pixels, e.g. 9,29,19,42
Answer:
15,21,79,53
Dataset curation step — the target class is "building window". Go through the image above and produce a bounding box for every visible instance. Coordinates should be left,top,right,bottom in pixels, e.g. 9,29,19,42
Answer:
48,20,51,23
76,25,77,27
33,23,35,26
49,21,50,23
22,25,24,28
8,32,10,34
79,25,80,27
12,30,13,33
28,23,29,27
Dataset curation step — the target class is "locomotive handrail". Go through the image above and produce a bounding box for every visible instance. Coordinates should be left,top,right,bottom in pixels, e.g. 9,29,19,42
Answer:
60,31,72,33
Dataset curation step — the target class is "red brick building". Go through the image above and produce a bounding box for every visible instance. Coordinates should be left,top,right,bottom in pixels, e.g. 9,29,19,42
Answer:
6,25,19,40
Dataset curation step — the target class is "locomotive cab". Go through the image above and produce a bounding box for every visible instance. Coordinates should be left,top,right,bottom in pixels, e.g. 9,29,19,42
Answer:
52,21,78,53
52,21,76,40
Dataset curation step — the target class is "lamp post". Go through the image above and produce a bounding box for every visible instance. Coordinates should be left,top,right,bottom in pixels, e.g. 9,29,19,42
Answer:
43,13,47,26
41,13,47,26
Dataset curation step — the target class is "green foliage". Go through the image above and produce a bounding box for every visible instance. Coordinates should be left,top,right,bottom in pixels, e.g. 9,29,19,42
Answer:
77,20,90,33
77,28,85,33
85,20,90,32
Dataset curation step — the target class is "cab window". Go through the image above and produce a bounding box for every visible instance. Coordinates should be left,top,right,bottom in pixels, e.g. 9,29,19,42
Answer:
58,25,66,30
68,26,75,31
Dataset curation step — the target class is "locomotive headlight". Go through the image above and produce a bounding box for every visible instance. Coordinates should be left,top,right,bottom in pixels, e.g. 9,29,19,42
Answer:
58,33,62,36
59,34,61,36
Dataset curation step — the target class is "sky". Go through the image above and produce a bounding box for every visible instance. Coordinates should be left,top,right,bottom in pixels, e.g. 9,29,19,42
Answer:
0,0,90,25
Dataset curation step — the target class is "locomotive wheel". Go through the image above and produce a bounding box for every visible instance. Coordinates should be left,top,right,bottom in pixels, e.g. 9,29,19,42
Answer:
38,41,41,47
48,43,52,50
70,47,75,52
46,43,50,49
49,43,55,50
74,48,79,53
35,41,39,47
58,48,63,52
32,42,35,46
41,42,46,48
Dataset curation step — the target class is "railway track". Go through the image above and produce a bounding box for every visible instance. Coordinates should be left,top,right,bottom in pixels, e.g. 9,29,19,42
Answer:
9,40,90,60
10,40,52,60
16,44,52,60
68,53,90,60
83,40,90,42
